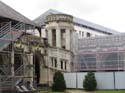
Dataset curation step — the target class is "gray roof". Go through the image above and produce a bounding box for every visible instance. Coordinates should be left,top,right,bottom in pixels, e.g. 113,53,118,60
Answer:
0,1,40,27
34,9,119,34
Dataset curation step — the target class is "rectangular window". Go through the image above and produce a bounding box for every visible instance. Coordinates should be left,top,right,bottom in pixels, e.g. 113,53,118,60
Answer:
87,32,91,37
61,60,63,69
52,29,56,46
82,32,84,37
61,29,66,49
51,57,53,67
55,58,57,68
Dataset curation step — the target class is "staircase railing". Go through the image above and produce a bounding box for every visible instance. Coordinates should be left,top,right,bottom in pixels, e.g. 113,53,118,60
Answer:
0,65,11,75
12,64,24,86
0,22,26,90
0,22,25,51
0,65,24,85
0,22,25,39
15,65,24,76
12,22,25,31
0,22,11,38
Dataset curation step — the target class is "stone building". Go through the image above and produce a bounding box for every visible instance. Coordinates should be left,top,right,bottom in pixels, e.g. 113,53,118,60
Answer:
38,14,75,85
0,1,121,92
34,9,119,85
34,9,119,39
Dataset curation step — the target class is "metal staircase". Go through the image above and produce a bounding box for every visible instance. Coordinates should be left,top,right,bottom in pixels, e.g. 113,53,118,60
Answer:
0,22,11,38
0,22,25,91
0,65,24,91
0,22,24,50
0,22,37,93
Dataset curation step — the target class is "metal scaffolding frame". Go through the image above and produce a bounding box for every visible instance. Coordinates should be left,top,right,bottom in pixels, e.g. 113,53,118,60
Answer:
74,35,125,71
0,21,39,92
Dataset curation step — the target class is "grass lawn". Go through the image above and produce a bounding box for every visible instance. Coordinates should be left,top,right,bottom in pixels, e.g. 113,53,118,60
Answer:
97,90,125,93
51,92,64,93
41,90,125,93
51,90,125,93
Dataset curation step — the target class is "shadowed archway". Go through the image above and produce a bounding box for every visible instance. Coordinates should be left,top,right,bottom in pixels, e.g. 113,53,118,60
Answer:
33,51,41,85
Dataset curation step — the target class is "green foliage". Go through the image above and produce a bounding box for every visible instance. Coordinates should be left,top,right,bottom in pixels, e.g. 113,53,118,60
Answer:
83,72,97,91
52,71,66,92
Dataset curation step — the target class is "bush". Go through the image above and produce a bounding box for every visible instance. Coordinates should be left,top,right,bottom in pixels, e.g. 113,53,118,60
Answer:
52,71,66,92
83,72,97,91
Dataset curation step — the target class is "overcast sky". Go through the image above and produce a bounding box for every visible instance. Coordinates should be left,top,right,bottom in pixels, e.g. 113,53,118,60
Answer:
1,0,125,32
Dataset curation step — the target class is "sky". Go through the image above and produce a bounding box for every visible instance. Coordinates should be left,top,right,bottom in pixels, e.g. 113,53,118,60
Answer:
1,0,125,32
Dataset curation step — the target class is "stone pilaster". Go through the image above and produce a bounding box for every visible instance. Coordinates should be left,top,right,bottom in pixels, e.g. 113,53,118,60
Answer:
56,28,61,48
29,53,33,79
63,60,65,70
11,51,14,76
66,29,70,50
47,29,52,46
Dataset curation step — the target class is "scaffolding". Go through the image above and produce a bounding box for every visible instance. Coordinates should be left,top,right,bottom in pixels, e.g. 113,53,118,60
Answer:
74,35,125,71
0,21,40,92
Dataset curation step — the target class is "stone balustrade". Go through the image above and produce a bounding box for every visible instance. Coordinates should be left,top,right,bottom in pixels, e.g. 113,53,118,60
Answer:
46,14,73,23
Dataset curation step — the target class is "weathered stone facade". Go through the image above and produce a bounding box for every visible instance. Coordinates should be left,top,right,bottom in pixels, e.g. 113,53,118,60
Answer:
39,14,75,85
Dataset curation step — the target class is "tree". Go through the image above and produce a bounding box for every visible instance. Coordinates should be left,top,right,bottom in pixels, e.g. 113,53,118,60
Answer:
52,71,66,91
83,72,97,91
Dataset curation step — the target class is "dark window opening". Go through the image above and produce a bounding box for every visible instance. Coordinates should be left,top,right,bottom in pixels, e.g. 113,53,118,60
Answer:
61,60,63,69
55,58,57,68
82,32,84,37
52,29,56,46
61,29,66,49
51,57,53,67
33,55,40,85
87,32,91,37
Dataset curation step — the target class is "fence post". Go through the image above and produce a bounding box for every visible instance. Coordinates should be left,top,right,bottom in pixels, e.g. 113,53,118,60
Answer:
76,72,78,89
114,72,116,90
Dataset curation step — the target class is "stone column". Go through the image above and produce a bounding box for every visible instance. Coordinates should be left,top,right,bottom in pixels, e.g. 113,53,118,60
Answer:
47,29,52,46
57,58,60,70
56,28,61,48
66,29,70,50
66,61,70,72
11,51,14,76
63,60,65,70
70,31,74,51
56,49,61,70
29,53,33,81
27,53,34,84
29,53,33,64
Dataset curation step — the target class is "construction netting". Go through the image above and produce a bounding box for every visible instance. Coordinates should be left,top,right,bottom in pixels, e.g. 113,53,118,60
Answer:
74,34,125,71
